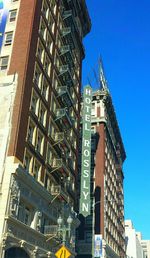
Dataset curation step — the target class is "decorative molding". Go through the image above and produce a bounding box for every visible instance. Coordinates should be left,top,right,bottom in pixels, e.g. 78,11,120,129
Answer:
9,176,20,218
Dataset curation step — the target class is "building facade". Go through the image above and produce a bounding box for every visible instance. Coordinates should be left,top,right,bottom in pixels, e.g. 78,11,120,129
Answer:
0,0,91,257
140,240,150,258
125,220,145,258
77,64,126,258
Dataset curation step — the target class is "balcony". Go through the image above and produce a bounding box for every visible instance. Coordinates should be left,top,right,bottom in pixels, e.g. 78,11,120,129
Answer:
117,189,123,197
58,65,74,87
55,108,73,129
51,132,70,151
44,225,58,236
57,86,73,107
63,10,79,35
61,27,75,49
62,9,85,57
49,185,69,202
59,45,74,67
117,199,123,207
118,224,124,234
50,158,70,176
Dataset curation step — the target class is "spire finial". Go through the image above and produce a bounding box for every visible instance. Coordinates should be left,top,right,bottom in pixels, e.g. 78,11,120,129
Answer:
99,57,109,92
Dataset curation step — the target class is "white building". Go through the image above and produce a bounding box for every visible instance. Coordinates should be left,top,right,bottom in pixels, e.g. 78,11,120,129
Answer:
125,220,145,258
140,240,150,258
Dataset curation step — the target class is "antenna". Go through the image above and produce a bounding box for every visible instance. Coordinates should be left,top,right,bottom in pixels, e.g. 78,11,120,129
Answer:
98,56,108,91
87,76,92,87
93,68,99,87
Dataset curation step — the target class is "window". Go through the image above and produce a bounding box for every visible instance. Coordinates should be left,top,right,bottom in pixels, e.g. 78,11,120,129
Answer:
48,118,56,137
37,40,44,62
36,130,44,155
39,19,46,40
55,51,62,69
42,1,49,20
27,120,36,145
5,32,13,45
91,103,95,116
48,13,55,33
42,78,49,101
50,0,56,14
0,56,9,70
24,207,30,225
39,168,45,184
46,32,53,54
39,103,47,127
44,54,51,76
24,151,33,173
33,160,41,180
30,90,39,116
52,73,59,90
46,143,53,165
18,203,32,226
34,64,42,88
9,9,17,22
50,95,57,114
91,126,95,134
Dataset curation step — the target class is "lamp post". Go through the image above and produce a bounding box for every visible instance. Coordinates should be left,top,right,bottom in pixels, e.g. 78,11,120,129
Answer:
57,215,73,245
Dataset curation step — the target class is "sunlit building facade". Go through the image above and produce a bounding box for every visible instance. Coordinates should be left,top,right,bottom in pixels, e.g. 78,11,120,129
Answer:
0,0,91,257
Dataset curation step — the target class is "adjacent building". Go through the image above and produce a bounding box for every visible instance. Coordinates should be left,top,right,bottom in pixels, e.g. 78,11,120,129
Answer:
0,0,91,257
77,64,126,258
141,240,150,258
125,220,145,258
125,220,150,258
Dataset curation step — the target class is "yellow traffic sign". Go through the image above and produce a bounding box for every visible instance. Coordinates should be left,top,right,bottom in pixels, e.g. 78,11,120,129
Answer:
55,245,71,258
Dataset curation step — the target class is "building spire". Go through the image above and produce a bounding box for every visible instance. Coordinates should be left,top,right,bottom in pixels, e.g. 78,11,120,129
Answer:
99,57,109,92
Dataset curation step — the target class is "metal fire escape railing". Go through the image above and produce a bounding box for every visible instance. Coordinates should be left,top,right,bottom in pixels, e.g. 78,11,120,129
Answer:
59,45,74,68
55,108,73,129
51,132,71,151
49,185,70,203
57,86,74,108
62,9,85,55
50,158,70,176
58,65,74,87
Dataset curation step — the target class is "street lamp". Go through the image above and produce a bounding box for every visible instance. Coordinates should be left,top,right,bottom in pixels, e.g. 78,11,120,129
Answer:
57,215,73,245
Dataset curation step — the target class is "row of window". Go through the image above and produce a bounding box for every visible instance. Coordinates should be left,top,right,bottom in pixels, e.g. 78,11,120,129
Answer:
34,63,79,120
30,83,78,134
26,119,76,171
105,233,118,255
24,147,75,203
0,8,18,70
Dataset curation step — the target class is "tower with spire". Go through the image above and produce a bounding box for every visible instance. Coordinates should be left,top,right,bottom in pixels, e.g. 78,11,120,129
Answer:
77,61,126,258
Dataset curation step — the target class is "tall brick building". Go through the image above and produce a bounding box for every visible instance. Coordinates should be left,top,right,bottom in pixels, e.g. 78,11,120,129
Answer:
77,64,126,258
0,0,91,257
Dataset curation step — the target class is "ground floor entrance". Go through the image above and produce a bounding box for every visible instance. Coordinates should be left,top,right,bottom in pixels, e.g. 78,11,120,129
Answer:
4,247,30,258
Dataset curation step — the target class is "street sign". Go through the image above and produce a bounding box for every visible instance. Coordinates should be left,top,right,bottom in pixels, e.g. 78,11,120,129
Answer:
55,245,71,258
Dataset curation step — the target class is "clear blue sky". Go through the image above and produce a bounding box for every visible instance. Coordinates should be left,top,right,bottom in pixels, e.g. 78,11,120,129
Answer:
83,0,150,239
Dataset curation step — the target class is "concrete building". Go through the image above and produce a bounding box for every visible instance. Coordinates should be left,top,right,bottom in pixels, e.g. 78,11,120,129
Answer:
125,220,145,258
77,64,126,258
0,0,91,257
141,240,150,258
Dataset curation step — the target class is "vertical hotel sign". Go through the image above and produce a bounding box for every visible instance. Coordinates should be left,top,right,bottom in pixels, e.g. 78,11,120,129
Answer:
0,0,10,51
79,85,92,217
